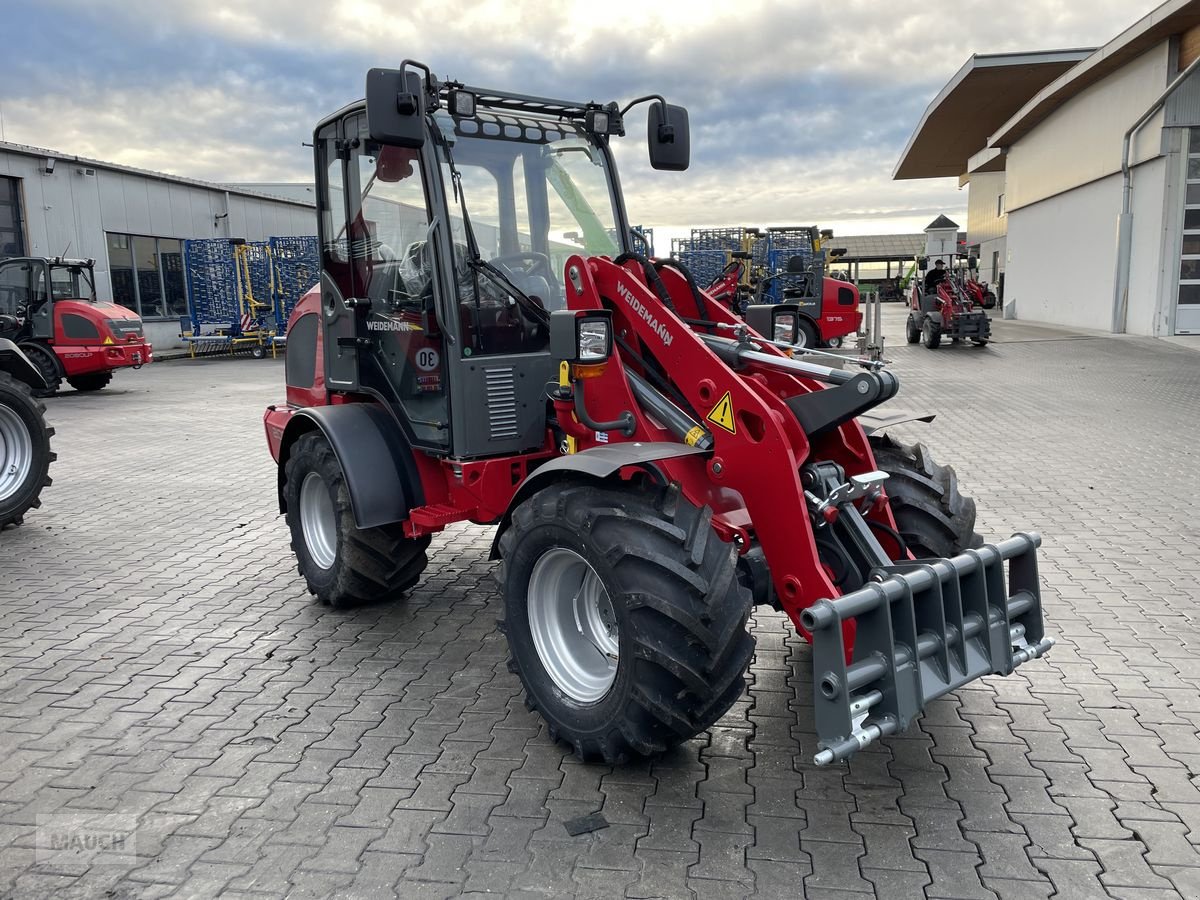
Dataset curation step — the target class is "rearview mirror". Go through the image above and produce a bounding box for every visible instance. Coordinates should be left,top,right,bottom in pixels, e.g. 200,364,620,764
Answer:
968,256,978,270
917,257,928,271
365,68,425,149
648,102,690,171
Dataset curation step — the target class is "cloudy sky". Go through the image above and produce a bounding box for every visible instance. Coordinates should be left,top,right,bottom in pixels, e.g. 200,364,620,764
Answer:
0,0,1154,236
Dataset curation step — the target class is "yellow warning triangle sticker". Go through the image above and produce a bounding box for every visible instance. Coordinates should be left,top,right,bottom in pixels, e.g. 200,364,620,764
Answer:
706,391,736,435
102,336,114,345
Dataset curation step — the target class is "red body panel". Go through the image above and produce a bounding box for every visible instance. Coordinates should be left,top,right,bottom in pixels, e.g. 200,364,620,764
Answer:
817,277,861,343
46,299,153,377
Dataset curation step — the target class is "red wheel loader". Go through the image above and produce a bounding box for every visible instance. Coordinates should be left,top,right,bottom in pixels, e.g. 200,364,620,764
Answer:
264,65,1053,766
0,257,152,395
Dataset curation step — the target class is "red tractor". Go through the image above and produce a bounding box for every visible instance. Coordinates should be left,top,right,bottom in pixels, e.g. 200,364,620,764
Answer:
703,251,861,349
0,257,152,395
906,258,992,349
265,65,1052,766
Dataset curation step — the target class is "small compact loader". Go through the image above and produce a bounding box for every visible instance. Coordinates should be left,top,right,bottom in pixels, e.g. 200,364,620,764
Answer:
264,63,1053,765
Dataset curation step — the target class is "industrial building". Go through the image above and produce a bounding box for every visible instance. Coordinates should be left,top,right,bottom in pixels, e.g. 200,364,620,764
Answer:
895,0,1200,336
0,141,315,350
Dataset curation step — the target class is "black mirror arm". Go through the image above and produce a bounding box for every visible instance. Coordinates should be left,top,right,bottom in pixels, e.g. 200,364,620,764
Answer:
620,94,670,122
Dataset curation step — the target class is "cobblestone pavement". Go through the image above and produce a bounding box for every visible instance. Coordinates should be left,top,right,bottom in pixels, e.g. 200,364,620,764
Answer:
1,310,1198,899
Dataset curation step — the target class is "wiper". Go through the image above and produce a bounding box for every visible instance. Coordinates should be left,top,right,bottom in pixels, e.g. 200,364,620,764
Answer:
471,258,549,324
438,126,548,325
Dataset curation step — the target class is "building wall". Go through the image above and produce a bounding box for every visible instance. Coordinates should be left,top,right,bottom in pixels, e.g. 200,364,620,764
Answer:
1004,157,1168,334
966,171,1007,246
0,148,316,349
1005,42,1170,212
1005,173,1121,329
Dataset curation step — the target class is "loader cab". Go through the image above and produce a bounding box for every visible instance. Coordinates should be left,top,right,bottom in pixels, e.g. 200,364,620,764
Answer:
0,257,97,338
311,66,689,460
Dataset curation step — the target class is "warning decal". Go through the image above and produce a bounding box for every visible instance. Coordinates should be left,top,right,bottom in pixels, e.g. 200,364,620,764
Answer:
706,391,737,435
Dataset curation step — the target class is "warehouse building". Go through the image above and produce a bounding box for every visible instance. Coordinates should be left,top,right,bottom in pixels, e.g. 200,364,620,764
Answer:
895,0,1200,336
0,141,315,349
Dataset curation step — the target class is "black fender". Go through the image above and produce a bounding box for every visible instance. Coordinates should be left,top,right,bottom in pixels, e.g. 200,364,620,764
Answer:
926,310,945,328
0,338,48,390
276,402,424,529
488,441,710,559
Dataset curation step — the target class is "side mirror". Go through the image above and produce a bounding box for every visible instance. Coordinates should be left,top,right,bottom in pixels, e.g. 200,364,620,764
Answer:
918,257,928,271
365,68,425,149
648,102,690,171
968,256,978,270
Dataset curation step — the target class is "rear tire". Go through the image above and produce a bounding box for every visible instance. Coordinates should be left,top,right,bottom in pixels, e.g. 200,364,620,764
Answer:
972,338,989,347
869,434,982,559
67,372,113,392
921,319,942,349
283,431,430,608
0,372,55,529
499,481,754,762
905,315,920,344
19,343,60,397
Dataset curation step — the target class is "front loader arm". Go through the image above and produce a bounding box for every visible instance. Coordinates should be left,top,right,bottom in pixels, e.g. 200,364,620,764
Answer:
559,254,1053,767
560,254,844,628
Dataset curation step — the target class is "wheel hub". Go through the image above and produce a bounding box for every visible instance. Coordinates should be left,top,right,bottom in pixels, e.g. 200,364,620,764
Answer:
527,547,618,703
299,471,337,570
0,405,33,503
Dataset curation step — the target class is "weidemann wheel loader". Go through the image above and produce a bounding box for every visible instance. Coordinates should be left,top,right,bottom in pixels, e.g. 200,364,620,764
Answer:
264,63,1053,765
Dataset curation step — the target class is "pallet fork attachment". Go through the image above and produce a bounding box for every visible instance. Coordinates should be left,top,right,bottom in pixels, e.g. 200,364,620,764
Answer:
803,532,1054,765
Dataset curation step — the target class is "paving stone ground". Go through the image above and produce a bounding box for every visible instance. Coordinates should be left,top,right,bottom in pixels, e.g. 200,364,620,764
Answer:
1,307,1198,899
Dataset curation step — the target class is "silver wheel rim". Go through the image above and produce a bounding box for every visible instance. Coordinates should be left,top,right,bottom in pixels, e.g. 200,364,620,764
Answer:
299,471,337,570
0,405,34,503
795,327,809,349
527,548,618,703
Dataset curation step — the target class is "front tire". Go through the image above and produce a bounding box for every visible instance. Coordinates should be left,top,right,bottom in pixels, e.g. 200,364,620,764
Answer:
869,434,982,559
19,343,61,397
905,315,921,344
283,432,429,608
795,319,819,349
0,372,55,529
499,481,754,762
921,319,942,349
67,372,113,392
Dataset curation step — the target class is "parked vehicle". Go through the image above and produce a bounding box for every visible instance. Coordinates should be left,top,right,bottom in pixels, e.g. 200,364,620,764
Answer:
264,64,1052,766
0,257,152,395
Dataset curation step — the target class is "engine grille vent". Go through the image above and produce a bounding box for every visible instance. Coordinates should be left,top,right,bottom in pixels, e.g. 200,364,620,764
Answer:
485,366,519,440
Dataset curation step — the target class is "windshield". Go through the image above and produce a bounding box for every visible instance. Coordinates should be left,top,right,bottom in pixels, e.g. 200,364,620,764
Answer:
434,112,622,311
50,265,96,301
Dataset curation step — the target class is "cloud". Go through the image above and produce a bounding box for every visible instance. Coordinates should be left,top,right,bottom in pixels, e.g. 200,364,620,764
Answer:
0,0,1157,235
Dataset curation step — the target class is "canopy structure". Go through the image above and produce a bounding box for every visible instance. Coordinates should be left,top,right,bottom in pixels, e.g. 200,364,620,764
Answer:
894,49,1094,180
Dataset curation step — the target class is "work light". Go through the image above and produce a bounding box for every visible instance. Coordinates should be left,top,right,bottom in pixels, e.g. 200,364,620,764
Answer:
448,89,477,118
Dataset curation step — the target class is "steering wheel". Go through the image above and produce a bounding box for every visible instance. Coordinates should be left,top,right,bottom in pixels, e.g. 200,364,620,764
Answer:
490,251,554,283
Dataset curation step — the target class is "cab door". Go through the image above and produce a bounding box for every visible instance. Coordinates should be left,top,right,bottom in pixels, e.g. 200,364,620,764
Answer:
0,259,49,339
321,111,451,451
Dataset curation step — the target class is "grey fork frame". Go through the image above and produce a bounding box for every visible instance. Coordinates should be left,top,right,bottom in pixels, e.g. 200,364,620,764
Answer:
802,532,1054,765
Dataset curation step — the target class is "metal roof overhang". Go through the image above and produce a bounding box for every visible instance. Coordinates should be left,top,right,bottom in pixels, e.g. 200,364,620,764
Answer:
893,49,1094,180
990,0,1200,147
